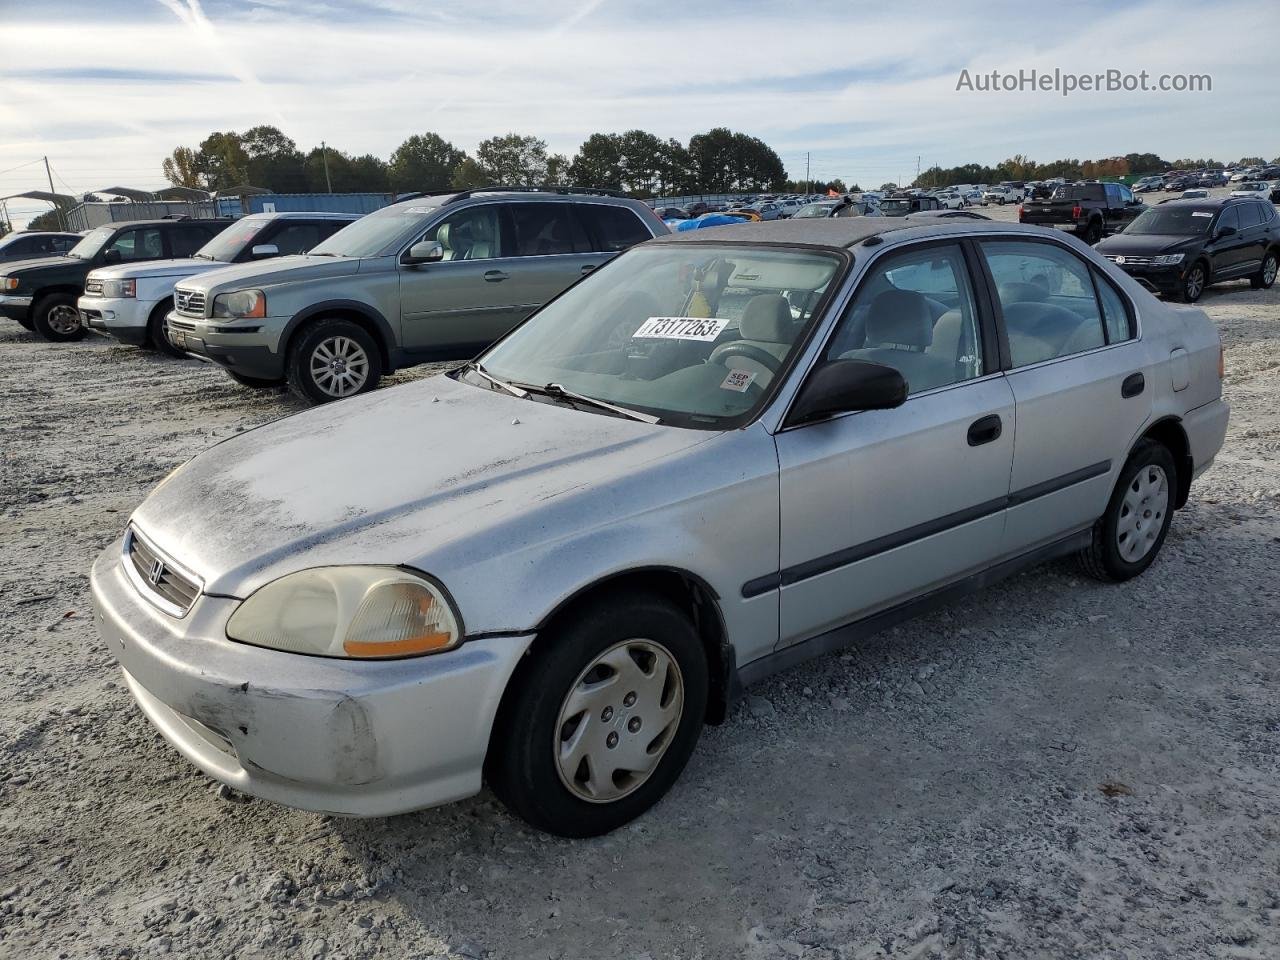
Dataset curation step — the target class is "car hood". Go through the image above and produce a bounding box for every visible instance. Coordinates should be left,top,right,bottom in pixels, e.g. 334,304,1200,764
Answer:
130,375,718,597
91,258,228,281
1095,233,1205,256
0,255,81,277
181,254,357,294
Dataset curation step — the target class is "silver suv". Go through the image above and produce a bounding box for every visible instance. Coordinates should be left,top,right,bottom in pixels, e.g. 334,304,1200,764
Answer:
167,188,668,402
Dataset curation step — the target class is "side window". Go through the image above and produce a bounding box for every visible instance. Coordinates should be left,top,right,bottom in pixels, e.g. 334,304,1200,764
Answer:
508,202,588,257
1118,184,1134,203
266,223,325,255
103,228,163,262
1215,206,1240,234
979,240,1105,367
169,226,216,258
1236,203,1263,229
316,219,350,241
52,236,77,252
8,236,38,256
577,204,652,253
422,205,503,261
824,242,984,396
1094,271,1133,343
1104,183,1120,203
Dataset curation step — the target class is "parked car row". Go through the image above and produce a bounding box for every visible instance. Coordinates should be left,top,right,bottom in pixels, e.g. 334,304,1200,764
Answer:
85,212,1229,836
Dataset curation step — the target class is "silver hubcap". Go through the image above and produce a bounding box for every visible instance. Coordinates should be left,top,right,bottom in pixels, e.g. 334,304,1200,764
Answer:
1117,464,1169,562
1264,257,1277,286
554,639,684,804
48,304,81,335
310,336,369,397
1186,269,1203,299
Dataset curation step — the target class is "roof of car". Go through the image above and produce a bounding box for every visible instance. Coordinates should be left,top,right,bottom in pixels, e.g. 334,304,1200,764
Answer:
242,211,363,221
652,216,1042,249
1156,196,1265,209
88,218,234,229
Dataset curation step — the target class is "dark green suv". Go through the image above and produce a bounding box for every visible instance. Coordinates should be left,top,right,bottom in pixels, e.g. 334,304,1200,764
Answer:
0,218,231,342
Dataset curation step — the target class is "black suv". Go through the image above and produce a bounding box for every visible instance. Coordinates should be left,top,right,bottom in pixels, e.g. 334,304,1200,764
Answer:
0,218,231,341
1095,196,1279,302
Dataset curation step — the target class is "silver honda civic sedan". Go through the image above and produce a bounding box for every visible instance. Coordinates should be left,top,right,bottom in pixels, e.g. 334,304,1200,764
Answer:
90,218,1229,836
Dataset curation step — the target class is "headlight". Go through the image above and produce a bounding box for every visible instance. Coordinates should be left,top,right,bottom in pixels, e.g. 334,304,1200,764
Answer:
1152,254,1185,266
102,278,136,298
212,289,266,319
225,567,461,659
1,277,16,291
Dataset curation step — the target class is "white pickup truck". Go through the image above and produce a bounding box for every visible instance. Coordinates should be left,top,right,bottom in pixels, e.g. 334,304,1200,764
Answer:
982,183,1024,205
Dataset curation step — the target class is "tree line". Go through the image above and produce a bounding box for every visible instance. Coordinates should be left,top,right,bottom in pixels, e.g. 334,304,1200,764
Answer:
158,125,802,198
914,152,1280,189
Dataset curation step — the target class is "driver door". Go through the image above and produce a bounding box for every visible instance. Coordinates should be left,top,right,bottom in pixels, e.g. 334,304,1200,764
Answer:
773,241,1015,647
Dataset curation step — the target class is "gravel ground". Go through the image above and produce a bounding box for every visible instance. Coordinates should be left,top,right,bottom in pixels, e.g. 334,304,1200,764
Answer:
1,222,1278,960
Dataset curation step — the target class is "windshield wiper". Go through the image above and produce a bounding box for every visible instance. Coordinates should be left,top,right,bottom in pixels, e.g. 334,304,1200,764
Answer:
463,360,528,398
519,382,661,424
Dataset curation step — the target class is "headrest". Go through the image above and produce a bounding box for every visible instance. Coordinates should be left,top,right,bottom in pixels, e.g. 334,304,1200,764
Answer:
998,280,1049,304
865,288,934,348
738,294,792,342
435,222,451,248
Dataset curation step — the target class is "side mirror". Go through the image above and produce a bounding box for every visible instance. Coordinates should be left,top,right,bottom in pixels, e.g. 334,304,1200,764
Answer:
788,359,908,426
403,240,444,265
1215,226,1237,240
101,249,122,264
250,243,279,258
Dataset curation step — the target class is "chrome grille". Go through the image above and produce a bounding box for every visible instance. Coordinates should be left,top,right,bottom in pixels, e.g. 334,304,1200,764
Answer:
84,279,104,297
175,288,206,317
1106,255,1153,266
124,527,202,617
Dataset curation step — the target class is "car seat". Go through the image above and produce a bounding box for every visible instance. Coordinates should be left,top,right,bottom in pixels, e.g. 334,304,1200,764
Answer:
840,289,956,393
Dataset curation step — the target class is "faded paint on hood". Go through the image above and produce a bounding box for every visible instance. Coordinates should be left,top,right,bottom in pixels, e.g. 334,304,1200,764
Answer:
131,375,717,597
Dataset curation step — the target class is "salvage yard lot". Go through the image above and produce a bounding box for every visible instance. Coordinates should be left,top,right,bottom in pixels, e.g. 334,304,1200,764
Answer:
2,210,1280,959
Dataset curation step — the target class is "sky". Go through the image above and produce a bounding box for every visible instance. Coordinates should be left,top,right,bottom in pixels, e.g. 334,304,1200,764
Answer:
0,0,1276,227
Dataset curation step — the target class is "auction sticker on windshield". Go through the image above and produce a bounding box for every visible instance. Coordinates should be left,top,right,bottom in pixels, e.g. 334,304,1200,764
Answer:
632,317,731,341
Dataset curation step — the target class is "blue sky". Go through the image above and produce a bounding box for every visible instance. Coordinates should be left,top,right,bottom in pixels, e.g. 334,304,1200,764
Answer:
0,0,1275,225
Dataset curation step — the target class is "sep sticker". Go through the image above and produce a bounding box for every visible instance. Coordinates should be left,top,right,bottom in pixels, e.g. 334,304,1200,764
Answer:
631,316,731,342
1191,211,1213,217
721,369,757,392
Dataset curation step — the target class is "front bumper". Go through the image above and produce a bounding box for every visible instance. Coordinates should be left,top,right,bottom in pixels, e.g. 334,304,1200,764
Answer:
78,295,155,345
90,541,533,816
0,293,32,321
165,311,289,379
1105,261,1185,296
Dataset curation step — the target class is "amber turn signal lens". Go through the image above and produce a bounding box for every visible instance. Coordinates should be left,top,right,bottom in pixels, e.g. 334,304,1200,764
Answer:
343,632,454,657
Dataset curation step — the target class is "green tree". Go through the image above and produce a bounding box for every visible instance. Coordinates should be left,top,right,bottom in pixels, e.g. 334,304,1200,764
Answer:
240,125,307,192
388,133,466,193
451,157,491,190
568,133,625,190
476,133,549,185
195,131,250,189
162,145,204,188
544,153,570,187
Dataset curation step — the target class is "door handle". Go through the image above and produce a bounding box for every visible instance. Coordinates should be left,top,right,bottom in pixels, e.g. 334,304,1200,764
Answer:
967,414,1003,447
1121,372,1145,398
483,270,509,282
581,264,598,274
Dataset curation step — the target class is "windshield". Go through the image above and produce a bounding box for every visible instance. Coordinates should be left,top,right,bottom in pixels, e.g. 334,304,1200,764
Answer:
193,217,267,261
308,202,440,258
67,226,114,260
473,243,844,429
1123,207,1214,236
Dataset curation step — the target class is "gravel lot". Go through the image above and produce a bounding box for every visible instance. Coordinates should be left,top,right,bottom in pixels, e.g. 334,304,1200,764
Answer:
2,206,1278,960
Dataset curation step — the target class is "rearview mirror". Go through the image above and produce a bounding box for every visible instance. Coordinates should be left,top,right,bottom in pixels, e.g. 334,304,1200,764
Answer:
250,243,279,258
788,359,908,426
404,240,445,265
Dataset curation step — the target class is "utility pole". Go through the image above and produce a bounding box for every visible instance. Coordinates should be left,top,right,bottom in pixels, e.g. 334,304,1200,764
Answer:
321,141,333,193
44,156,67,230
916,155,921,184
805,152,810,193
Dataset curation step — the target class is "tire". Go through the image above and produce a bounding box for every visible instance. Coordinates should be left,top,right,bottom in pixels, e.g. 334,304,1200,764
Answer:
146,300,185,358
1179,261,1208,302
15,313,35,331
1251,250,1278,290
226,370,283,389
31,293,87,342
1083,219,1104,245
487,590,709,837
285,318,383,405
1078,439,1177,583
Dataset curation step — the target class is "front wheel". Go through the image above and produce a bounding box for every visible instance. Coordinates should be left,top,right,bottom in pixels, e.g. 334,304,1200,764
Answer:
146,300,185,358
487,591,708,837
32,293,86,342
1251,251,1278,290
1078,439,1177,582
1179,261,1207,302
285,318,383,404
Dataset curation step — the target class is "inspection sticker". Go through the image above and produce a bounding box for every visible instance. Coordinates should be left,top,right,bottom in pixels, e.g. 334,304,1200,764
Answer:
720,369,757,392
631,316,731,342
1191,211,1213,217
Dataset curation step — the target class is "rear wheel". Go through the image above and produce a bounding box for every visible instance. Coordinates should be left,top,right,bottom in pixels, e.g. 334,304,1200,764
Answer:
285,318,383,405
1083,219,1104,244
1179,261,1207,302
487,591,708,837
1078,439,1177,582
1251,250,1278,290
32,293,86,342
146,299,185,357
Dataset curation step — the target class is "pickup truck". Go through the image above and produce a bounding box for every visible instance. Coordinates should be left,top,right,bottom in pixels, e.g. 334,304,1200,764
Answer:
1018,181,1146,244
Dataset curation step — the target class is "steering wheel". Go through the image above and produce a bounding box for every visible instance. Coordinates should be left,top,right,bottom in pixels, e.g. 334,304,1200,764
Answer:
708,341,783,373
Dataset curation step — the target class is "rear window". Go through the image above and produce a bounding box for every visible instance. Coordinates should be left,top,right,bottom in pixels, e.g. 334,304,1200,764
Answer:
576,204,651,252
1052,184,1105,201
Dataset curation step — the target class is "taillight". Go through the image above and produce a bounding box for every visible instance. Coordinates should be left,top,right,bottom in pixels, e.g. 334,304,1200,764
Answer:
1072,205,1083,219
1017,204,1025,218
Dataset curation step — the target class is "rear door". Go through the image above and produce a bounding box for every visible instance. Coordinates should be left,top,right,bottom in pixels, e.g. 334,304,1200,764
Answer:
975,236,1151,554
1233,201,1268,274
774,240,1015,646
497,200,596,321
